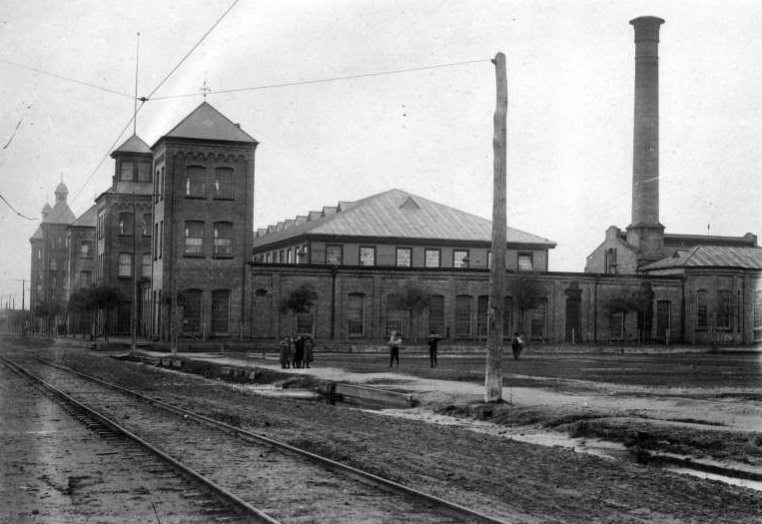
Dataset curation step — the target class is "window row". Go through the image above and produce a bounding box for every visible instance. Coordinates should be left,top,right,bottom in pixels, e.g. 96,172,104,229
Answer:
185,166,234,200
178,289,231,334
117,252,153,278
120,160,151,183
184,221,234,258
695,288,740,331
117,213,153,236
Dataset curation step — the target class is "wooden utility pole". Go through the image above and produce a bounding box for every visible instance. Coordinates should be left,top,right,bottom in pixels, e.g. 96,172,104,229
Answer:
485,52,507,403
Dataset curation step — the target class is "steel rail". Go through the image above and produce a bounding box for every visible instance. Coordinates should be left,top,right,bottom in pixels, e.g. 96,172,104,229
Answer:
2,356,280,524
35,355,511,524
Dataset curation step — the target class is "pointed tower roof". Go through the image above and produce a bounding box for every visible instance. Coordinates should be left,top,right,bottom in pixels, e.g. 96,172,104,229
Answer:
41,202,52,221
55,181,68,200
111,134,152,157
158,101,257,144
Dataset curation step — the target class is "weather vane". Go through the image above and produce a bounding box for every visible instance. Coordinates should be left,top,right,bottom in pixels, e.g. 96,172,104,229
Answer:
201,72,211,100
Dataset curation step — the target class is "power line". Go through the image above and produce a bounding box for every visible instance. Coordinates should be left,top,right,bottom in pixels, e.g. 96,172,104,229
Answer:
145,0,241,100
0,58,133,99
71,0,240,204
0,191,36,221
149,58,491,100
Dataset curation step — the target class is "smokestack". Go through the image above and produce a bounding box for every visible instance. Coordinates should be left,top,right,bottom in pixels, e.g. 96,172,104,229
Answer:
627,16,665,264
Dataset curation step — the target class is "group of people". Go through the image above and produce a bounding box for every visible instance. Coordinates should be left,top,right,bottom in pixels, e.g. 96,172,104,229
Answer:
279,334,315,369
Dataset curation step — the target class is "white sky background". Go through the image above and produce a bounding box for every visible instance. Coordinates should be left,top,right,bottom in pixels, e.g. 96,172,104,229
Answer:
1,0,761,305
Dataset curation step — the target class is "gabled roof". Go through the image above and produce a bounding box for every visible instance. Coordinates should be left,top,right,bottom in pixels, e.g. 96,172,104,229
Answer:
71,205,97,228
112,134,152,156
252,188,556,249
643,245,762,271
158,102,257,144
44,200,76,225
30,225,43,241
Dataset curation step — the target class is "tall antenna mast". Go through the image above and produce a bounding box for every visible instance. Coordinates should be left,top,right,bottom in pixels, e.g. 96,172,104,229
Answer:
133,32,141,135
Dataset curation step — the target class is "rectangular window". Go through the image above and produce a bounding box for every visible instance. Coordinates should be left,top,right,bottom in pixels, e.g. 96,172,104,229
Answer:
159,221,164,258
325,244,343,265
143,214,152,236
213,167,233,199
185,166,205,198
80,241,92,258
359,246,376,266
137,162,151,182
453,250,469,268
120,161,134,182
717,290,731,330
118,253,132,278
287,248,293,264
213,222,233,257
80,270,91,286
755,290,762,329
347,293,366,337
142,253,151,278
424,249,440,268
118,213,133,235
182,290,202,333
396,247,412,267
518,253,534,272
605,248,617,275
211,290,230,334
386,294,402,338
455,295,472,338
696,290,708,330
154,224,159,260
184,221,204,256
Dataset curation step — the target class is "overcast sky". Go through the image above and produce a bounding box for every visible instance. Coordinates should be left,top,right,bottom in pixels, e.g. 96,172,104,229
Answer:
1,0,761,306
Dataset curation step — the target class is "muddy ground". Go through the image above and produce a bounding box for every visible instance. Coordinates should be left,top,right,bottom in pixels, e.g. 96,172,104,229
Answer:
5,336,762,523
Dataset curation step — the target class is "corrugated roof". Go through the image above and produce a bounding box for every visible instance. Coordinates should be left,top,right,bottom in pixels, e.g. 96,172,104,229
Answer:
160,102,257,144
112,134,152,156
644,245,762,271
71,205,97,228
252,188,557,248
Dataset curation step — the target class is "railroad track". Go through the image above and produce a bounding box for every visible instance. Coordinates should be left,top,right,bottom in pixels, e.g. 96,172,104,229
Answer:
3,355,510,523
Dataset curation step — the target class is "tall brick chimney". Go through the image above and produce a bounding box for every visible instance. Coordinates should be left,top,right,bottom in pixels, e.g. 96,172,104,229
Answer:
626,16,665,266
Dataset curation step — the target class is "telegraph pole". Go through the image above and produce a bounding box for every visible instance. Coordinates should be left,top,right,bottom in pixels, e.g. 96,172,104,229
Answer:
485,52,507,403
130,33,140,357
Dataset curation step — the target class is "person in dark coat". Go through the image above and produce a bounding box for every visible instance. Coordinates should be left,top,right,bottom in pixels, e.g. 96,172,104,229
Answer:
303,335,315,368
293,334,306,369
426,329,443,368
511,332,523,360
388,331,402,367
279,337,293,368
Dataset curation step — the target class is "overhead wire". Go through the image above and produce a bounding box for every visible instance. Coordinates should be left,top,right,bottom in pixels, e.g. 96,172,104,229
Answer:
0,191,36,221
148,58,491,100
0,58,133,99
71,0,241,204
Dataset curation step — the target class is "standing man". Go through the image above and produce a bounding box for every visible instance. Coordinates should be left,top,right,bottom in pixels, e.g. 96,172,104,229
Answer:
388,331,402,367
426,329,443,368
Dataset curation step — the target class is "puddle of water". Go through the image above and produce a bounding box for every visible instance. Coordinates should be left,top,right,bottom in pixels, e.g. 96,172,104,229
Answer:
666,467,762,492
244,384,318,399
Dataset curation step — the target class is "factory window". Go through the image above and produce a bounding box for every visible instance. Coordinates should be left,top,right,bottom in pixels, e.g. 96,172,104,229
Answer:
184,221,204,257
120,161,134,182
455,295,472,338
118,252,132,278
185,166,206,198
213,167,233,200
425,249,441,268
386,293,403,338
137,161,151,182
118,213,133,235
325,244,343,266
428,294,445,336
182,289,202,334
477,295,489,338
717,290,731,330
80,240,92,258
213,222,233,257
359,246,375,266
211,290,230,334
287,248,294,264
143,214,152,236
347,293,366,337
453,250,469,268
142,253,151,278
696,290,708,330
396,247,412,267
518,253,534,272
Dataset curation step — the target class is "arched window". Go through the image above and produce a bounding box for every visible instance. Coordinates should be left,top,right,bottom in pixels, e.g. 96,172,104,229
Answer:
428,294,445,336
455,295,472,338
211,289,230,334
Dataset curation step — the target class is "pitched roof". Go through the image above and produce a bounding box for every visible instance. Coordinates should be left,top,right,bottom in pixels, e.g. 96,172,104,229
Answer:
252,188,556,248
159,102,257,144
643,245,762,271
44,200,76,225
112,134,152,156
71,205,97,228
30,225,43,241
